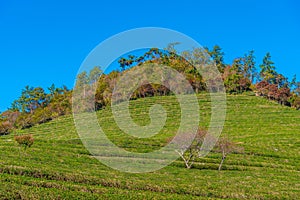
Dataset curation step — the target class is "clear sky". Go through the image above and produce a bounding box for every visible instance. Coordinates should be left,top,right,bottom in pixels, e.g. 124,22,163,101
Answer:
0,0,299,112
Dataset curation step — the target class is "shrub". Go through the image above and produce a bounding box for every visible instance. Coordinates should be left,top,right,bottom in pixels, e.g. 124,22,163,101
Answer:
0,120,13,135
14,134,34,150
291,96,300,110
15,113,33,129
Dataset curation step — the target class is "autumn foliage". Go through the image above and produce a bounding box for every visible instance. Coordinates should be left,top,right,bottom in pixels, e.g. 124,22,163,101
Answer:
1,45,300,135
255,81,291,106
14,134,34,150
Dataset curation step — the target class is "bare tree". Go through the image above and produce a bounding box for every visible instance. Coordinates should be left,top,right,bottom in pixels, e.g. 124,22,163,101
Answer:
215,137,243,171
170,128,243,170
171,129,207,169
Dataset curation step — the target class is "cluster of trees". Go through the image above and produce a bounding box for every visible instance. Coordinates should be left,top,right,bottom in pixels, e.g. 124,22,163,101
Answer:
170,128,243,170
114,46,300,108
1,44,300,135
0,85,71,135
254,54,300,108
74,46,300,114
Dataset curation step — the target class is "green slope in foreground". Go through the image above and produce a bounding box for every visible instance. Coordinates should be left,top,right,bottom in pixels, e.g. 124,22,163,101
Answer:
0,94,299,199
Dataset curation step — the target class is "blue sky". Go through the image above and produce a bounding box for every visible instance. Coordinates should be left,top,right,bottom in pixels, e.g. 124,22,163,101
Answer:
0,0,299,112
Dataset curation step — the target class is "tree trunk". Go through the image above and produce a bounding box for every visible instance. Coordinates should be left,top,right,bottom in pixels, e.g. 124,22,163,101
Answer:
218,150,226,171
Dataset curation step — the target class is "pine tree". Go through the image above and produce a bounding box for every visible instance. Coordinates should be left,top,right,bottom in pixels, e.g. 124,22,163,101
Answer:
259,52,277,84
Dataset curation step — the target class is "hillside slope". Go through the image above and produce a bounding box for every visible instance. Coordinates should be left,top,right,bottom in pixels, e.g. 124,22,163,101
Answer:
0,94,299,199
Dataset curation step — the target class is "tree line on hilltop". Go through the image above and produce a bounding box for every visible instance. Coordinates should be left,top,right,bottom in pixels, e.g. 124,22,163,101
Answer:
1,44,300,135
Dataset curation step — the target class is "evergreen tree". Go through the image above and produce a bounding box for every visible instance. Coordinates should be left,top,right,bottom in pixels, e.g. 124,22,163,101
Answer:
243,50,256,82
11,86,47,113
208,45,226,73
259,52,277,84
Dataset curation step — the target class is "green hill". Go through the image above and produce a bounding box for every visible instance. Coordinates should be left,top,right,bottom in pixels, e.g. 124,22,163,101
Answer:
0,94,299,199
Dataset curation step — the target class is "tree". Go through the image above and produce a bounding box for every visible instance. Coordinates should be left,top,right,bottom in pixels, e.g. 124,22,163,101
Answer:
223,66,242,94
255,80,292,106
295,82,300,96
164,42,180,54
267,84,278,100
171,129,206,169
276,87,291,106
118,55,137,71
207,45,226,73
48,86,72,117
215,138,243,171
290,75,300,95
118,57,127,71
243,50,256,82
89,66,103,86
75,71,89,98
48,83,56,98
275,74,289,88
223,66,250,94
11,86,48,113
259,52,277,84
170,127,243,170
232,58,243,73
291,96,300,110
290,75,297,90
255,80,270,97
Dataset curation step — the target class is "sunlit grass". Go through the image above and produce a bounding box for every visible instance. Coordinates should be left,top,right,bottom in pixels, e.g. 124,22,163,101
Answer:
0,94,299,199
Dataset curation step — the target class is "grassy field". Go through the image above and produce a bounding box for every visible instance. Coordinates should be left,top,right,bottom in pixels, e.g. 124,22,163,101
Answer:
0,94,299,199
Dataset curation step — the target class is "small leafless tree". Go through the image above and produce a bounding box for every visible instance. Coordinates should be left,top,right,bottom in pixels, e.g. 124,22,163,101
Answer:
171,129,207,169
215,137,243,171
170,129,243,170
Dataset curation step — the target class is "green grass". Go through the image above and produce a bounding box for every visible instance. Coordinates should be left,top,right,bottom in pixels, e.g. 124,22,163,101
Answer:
0,94,299,199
